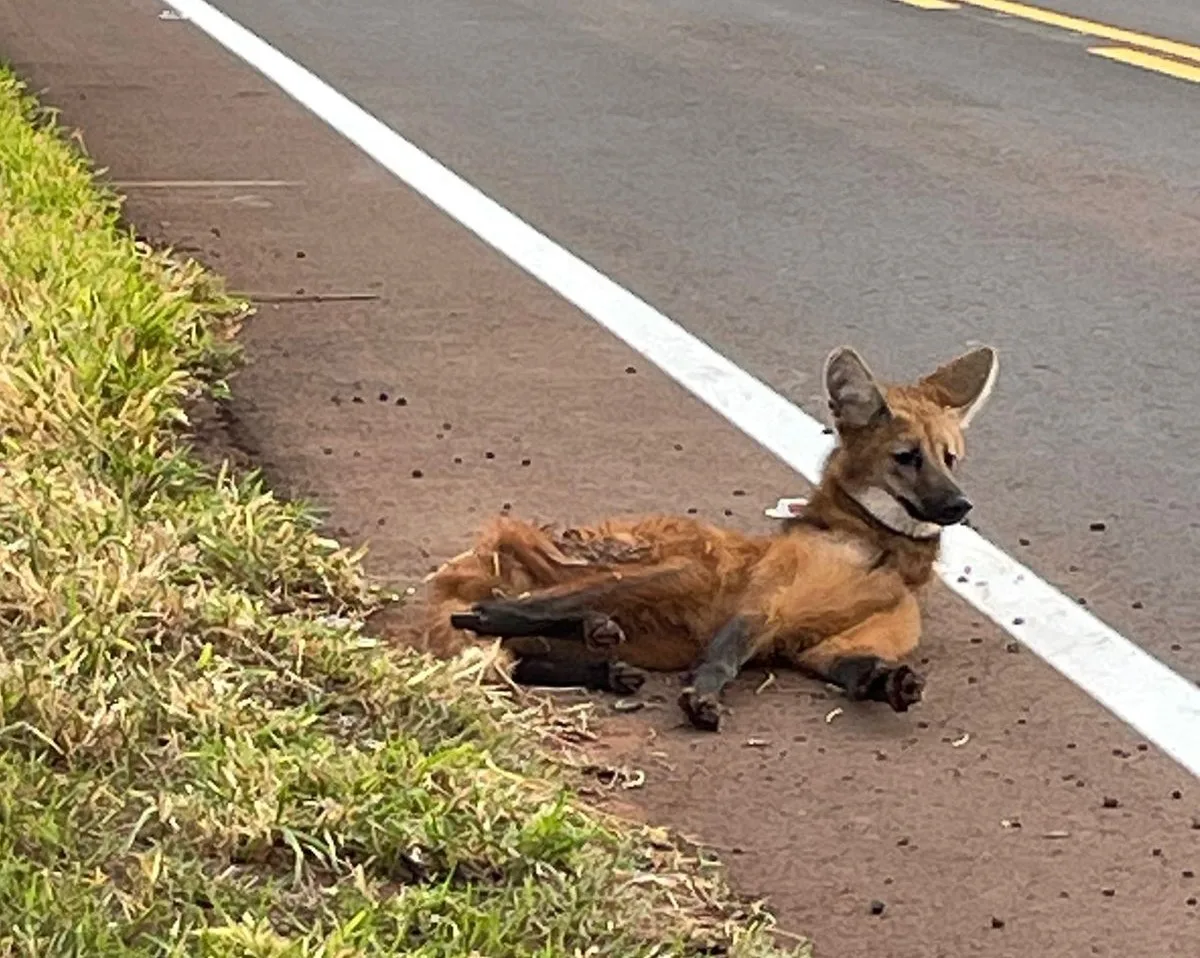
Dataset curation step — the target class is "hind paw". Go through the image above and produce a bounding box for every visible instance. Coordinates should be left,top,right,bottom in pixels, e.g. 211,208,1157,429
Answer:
583,614,626,650
449,610,484,633
605,661,646,695
678,687,722,732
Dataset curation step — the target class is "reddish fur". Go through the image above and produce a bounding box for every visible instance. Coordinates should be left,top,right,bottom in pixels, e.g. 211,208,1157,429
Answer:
417,346,995,689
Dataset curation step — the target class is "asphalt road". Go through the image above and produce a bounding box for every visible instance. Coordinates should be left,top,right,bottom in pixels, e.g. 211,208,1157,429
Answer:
211,0,1200,680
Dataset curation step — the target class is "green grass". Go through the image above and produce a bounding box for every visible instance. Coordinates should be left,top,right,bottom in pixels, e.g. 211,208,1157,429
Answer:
0,67,810,957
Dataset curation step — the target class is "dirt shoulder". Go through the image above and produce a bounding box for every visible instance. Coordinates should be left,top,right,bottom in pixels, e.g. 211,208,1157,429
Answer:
4,1,1196,956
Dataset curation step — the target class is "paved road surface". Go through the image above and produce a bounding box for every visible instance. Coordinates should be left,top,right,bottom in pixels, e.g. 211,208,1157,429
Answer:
3,0,1199,955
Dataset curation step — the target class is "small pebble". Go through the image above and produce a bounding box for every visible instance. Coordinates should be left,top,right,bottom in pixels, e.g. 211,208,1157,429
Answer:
1089,521,1107,532
991,917,1005,929
869,900,886,916
1005,641,1021,653
1101,888,1115,898
352,396,364,404
485,451,495,459
1018,537,1030,546
625,365,637,374
1101,796,1120,809
1012,616,1025,626
395,397,408,406
1131,600,1144,610
411,469,423,479
1172,790,1183,800
521,458,532,467
379,392,388,401
1184,870,1195,879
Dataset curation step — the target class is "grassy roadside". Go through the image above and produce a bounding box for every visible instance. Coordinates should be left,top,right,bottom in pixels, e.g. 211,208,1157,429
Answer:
0,67,809,957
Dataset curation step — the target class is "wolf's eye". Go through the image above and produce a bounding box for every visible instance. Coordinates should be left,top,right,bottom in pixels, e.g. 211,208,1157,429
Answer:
893,448,922,468
944,451,958,469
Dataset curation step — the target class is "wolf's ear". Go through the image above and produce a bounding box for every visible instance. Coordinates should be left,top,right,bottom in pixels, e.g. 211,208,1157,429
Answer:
824,347,890,430
917,346,998,429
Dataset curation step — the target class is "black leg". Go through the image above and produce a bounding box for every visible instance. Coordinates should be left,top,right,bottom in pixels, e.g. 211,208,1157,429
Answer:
825,655,925,713
451,599,624,650
511,656,646,694
678,616,758,732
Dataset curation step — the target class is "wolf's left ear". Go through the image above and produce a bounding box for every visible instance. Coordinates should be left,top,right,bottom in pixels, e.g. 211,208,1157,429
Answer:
917,346,998,429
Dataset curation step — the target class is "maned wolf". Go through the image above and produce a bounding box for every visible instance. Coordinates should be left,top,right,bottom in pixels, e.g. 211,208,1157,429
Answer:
421,344,998,731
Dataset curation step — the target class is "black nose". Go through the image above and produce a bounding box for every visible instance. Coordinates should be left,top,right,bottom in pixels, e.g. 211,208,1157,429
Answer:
937,495,973,525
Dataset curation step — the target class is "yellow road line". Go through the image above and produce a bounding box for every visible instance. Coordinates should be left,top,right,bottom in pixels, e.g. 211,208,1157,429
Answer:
957,0,1200,64
1088,46,1200,84
894,0,961,10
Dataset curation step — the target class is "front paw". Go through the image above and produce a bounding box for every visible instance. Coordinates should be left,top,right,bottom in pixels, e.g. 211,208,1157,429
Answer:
880,665,925,712
834,656,926,713
678,687,722,731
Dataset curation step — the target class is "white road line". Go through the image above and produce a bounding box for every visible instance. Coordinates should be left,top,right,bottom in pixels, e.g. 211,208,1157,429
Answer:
165,0,1200,778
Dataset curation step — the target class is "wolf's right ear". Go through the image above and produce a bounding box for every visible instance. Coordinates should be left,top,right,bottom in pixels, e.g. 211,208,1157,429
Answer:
824,347,890,430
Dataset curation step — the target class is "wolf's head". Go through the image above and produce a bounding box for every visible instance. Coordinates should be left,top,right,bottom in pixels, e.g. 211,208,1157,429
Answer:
821,345,999,539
